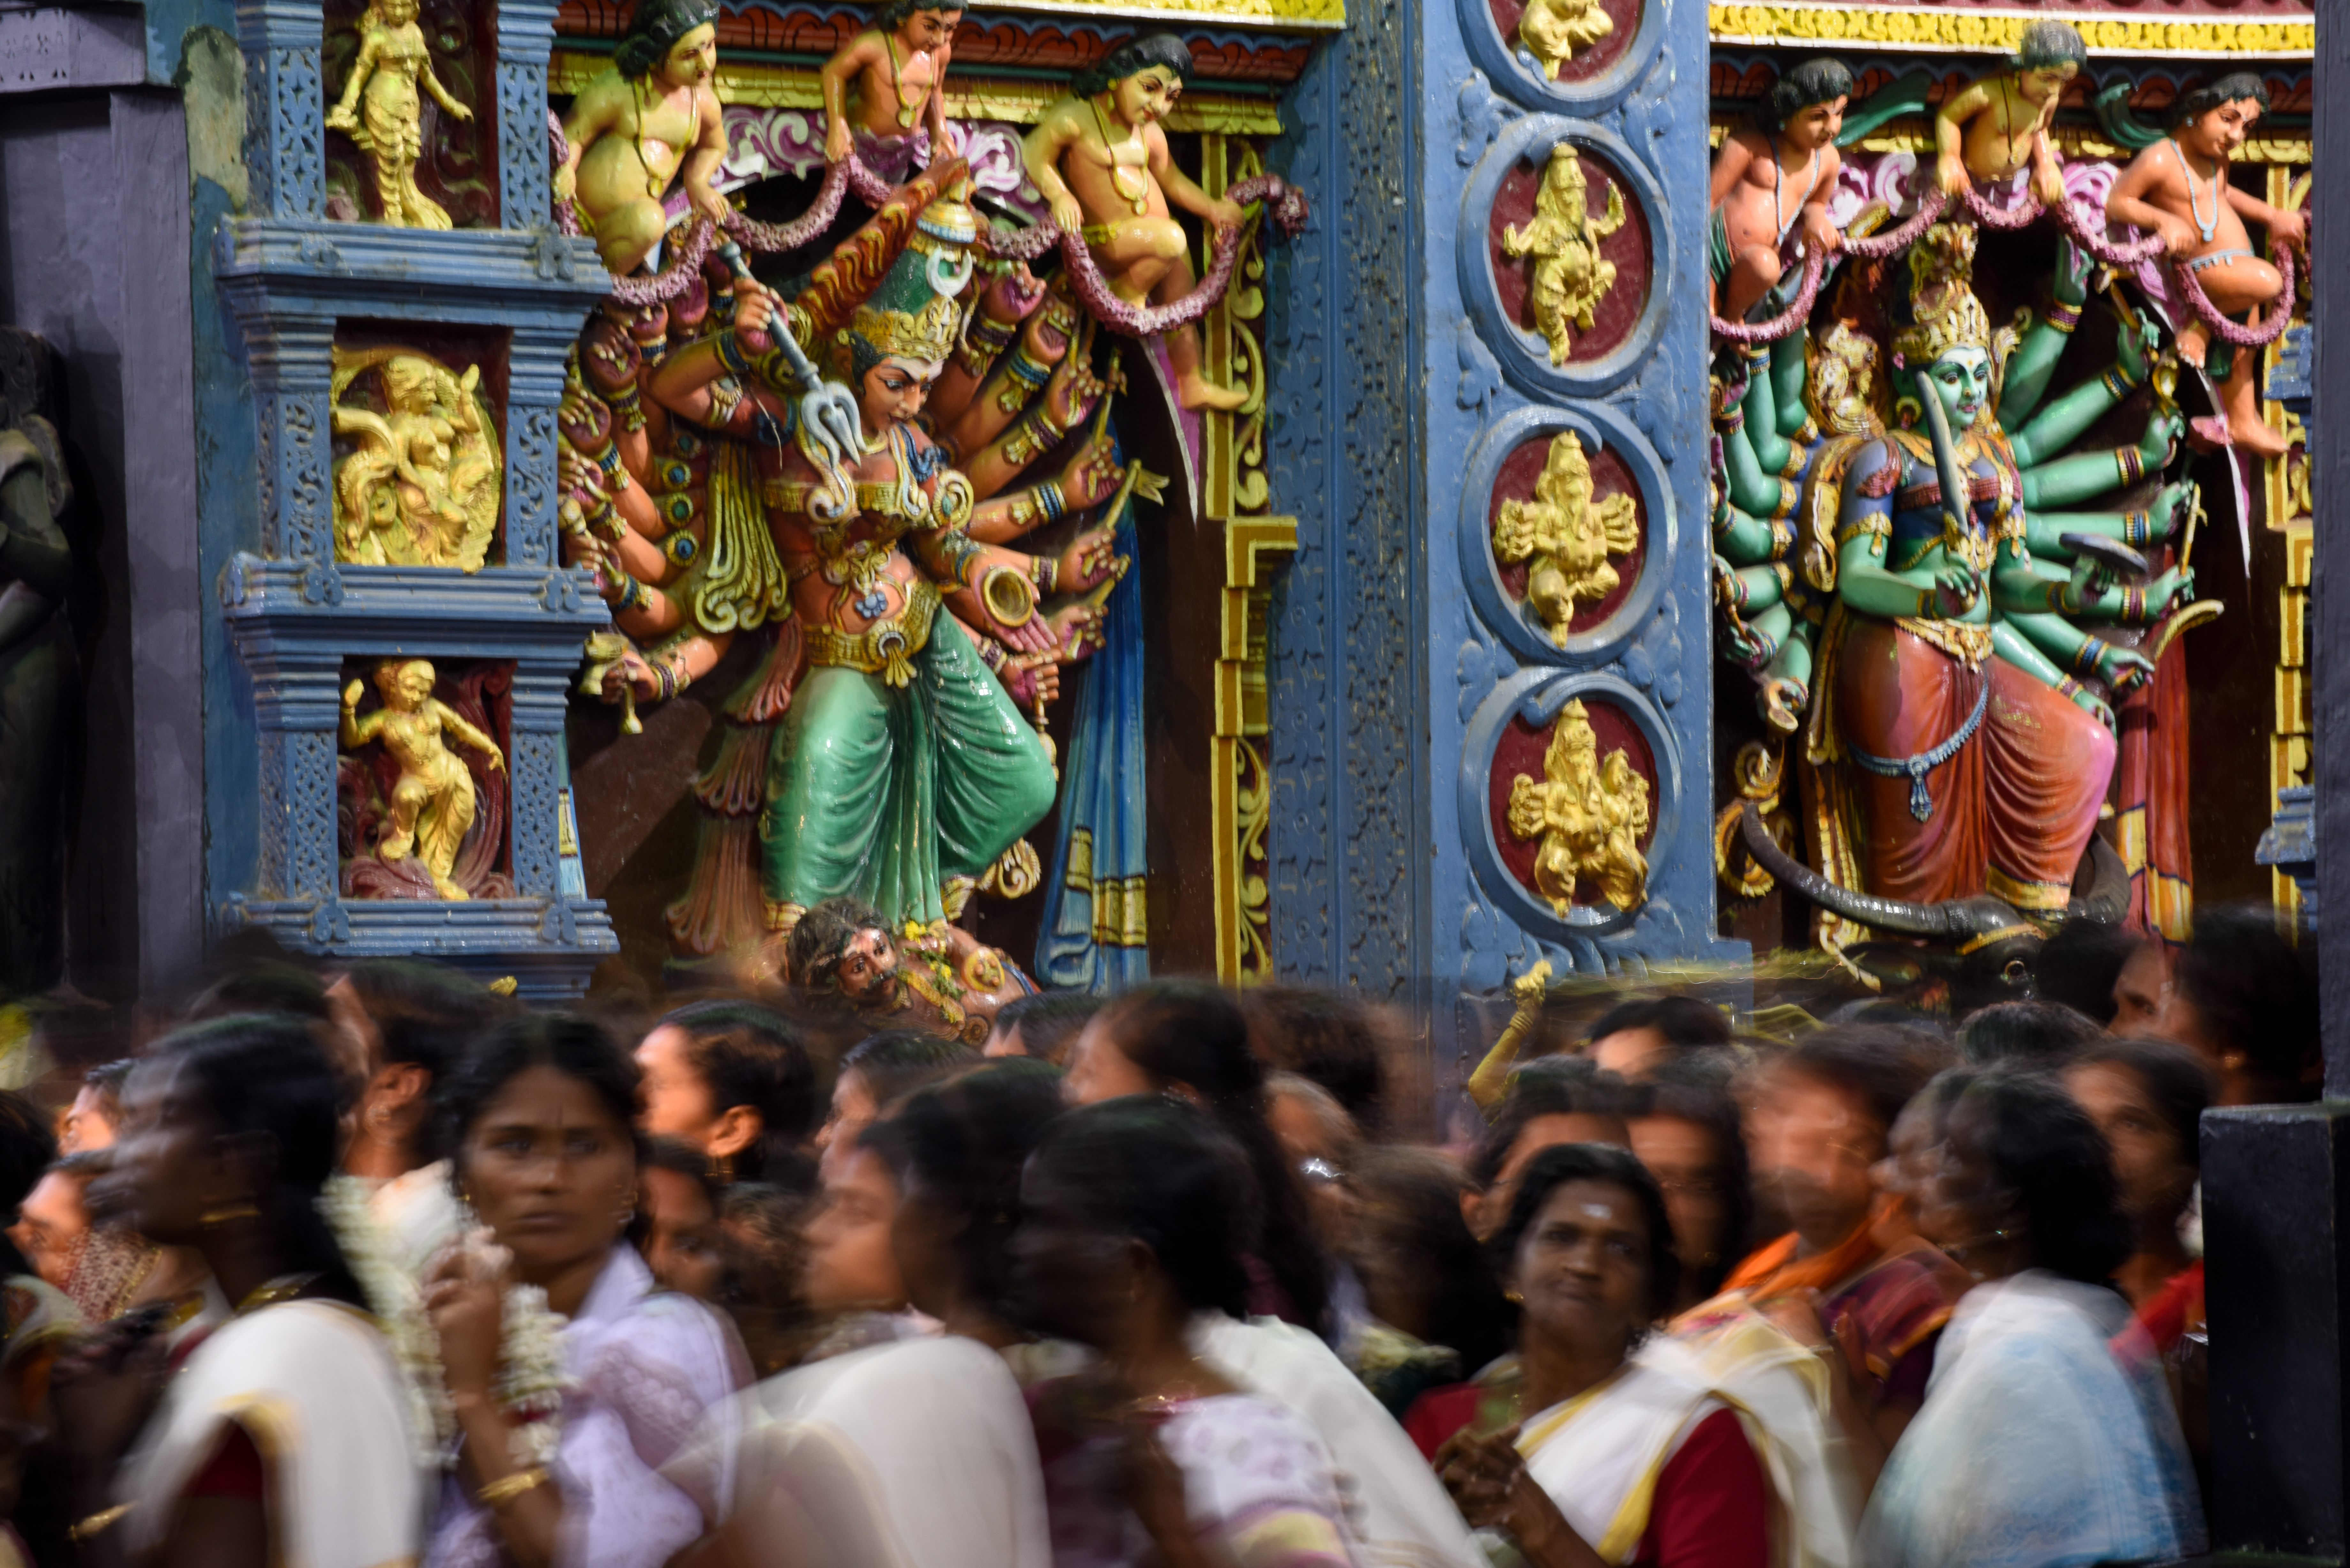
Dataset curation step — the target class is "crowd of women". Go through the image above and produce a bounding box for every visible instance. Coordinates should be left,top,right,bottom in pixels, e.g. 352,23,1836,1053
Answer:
0,900,2313,1568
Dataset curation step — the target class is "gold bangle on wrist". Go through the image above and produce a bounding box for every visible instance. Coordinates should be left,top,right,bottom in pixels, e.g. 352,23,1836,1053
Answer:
478,1466,550,1507
71,1503,134,1542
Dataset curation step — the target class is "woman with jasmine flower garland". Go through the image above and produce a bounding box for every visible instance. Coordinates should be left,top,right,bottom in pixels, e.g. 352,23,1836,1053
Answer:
423,1014,750,1568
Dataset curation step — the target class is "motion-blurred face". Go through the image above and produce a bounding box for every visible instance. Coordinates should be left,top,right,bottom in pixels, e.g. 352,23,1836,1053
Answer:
1009,1166,1129,1349
2110,944,2169,1037
7,1169,91,1290
1062,1017,1157,1106
1509,1179,1653,1360
816,1067,879,1165
459,1066,639,1285
1467,1112,1631,1240
1912,1098,2009,1264
90,1060,233,1249
804,1144,906,1314
637,1026,721,1147
1748,1065,1882,1251
1785,95,1847,153
1629,1114,1732,1281
2064,1060,2193,1232
1589,1027,1669,1081
1267,1088,1354,1252
62,1085,118,1154
642,1164,725,1300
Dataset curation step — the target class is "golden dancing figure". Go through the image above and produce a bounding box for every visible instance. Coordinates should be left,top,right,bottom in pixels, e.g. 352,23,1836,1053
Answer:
341,659,506,900
1493,430,1640,645
325,0,474,229
1504,144,1626,366
1505,699,1650,915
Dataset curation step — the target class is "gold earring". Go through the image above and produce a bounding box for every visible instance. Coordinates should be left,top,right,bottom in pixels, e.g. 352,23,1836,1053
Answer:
1505,1288,1524,1304
200,1202,261,1228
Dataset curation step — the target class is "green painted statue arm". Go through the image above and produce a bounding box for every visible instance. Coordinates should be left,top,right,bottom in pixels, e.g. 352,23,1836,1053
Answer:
2019,409,2176,509
1712,497,1780,566
1993,616,2114,727
1771,331,1808,441
1735,346,1794,477
2021,479,2191,559
1996,239,2096,426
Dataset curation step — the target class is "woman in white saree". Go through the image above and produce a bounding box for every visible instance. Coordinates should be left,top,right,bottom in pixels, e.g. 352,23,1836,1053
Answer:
1861,1067,2205,1568
52,1014,422,1568
667,1059,1064,1568
1433,1143,1773,1568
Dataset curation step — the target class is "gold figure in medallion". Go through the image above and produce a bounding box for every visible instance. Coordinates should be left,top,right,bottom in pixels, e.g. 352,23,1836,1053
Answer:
1503,143,1626,366
1493,431,1639,645
1505,699,1649,915
325,0,474,229
1516,0,1613,81
342,660,506,901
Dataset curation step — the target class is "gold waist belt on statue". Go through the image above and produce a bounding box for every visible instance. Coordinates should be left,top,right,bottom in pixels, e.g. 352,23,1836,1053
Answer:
804,578,941,687
762,478,933,520
1892,615,1995,668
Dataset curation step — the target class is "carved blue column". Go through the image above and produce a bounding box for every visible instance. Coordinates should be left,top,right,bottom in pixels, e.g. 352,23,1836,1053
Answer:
1414,0,1741,1074
496,0,559,230
208,0,618,996
235,0,326,221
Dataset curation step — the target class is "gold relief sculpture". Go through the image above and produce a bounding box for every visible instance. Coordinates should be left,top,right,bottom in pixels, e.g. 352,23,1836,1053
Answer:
332,347,502,570
1493,431,1639,645
324,0,474,229
341,660,507,901
1505,699,1650,916
1503,144,1627,366
1517,0,1614,81
1712,740,1794,899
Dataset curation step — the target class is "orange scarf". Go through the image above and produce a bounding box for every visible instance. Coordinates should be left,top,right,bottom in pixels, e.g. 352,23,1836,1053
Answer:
1722,1208,1888,1300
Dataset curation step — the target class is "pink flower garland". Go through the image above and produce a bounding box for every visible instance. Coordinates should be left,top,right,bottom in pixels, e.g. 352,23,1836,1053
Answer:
545,127,1310,336
1709,248,1823,344
2171,241,2298,348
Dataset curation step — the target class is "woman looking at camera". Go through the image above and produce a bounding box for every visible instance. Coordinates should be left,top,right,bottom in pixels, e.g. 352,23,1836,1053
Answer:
52,1014,421,1568
424,1014,748,1568
1431,1143,1773,1568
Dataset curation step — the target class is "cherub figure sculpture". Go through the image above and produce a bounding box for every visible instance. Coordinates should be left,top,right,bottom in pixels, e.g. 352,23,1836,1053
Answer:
1493,430,1639,646
1503,142,1626,366
331,348,502,569
1708,58,1848,323
555,0,729,276
820,0,964,177
340,659,506,900
1934,20,2086,207
325,0,474,229
1505,699,1649,915
1023,35,1250,411
2106,73,2307,457
1516,0,1612,81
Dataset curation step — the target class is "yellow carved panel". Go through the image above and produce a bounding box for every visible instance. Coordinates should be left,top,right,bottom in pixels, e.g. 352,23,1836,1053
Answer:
1708,4,2314,58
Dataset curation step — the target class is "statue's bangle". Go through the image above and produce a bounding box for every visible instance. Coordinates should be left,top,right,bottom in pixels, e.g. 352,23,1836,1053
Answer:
2044,299,2082,335
976,636,1008,673
1035,480,1067,526
2123,585,2148,621
666,654,694,697
967,312,1020,357
653,658,679,702
2116,447,2145,486
1916,587,1937,617
2055,675,2087,702
714,329,752,380
2071,639,2104,679
1716,403,1746,434
1031,550,1060,596
2123,510,2151,546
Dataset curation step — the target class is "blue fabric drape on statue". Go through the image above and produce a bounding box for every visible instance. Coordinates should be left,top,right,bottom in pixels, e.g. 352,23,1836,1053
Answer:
1035,500,1150,992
